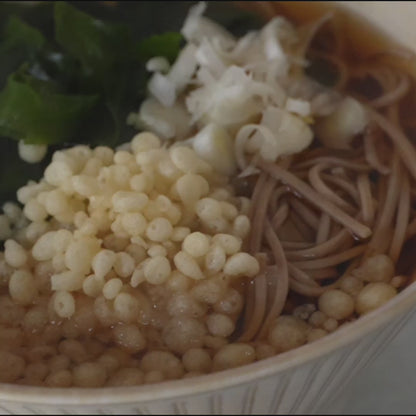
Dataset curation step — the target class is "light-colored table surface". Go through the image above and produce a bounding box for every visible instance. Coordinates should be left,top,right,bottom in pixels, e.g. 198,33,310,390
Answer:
321,310,416,415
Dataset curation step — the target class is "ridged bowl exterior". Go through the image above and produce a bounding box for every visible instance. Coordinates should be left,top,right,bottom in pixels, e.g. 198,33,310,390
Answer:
1,283,415,415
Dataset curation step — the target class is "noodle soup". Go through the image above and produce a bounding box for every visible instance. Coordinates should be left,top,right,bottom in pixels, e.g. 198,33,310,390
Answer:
0,1,416,389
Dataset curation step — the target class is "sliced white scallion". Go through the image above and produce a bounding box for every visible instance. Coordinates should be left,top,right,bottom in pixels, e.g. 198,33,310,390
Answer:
136,98,192,140
258,107,314,159
181,1,236,49
285,98,311,117
315,97,368,149
18,141,48,164
186,66,262,128
148,72,177,107
191,123,237,175
166,43,199,94
146,56,170,73
235,108,314,169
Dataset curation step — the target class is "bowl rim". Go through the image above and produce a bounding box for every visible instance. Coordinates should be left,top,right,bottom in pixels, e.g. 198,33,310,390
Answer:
1,281,416,406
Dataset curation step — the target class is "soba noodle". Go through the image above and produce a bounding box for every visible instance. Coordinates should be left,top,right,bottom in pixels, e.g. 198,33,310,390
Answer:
235,4,416,340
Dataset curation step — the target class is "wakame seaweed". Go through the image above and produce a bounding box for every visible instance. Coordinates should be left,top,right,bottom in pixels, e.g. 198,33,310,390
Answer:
0,1,185,201
0,2,184,148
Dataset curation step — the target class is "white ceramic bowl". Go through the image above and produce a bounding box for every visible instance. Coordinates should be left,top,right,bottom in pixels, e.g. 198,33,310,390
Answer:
2,2,416,414
1,285,416,415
